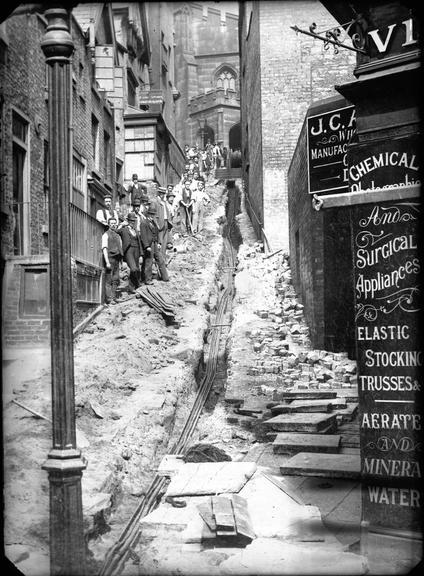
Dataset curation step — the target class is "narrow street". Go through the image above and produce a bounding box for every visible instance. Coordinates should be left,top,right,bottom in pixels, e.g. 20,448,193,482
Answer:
1,2,422,576
4,178,369,575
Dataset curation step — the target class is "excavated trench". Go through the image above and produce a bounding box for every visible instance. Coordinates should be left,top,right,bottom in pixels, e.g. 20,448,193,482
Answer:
88,181,243,576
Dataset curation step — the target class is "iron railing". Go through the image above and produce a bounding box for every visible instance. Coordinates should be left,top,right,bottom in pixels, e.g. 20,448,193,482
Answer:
8,200,104,268
69,203,104,267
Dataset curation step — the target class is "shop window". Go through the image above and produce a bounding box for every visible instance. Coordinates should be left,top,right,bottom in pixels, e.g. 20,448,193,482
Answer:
20,267,49,317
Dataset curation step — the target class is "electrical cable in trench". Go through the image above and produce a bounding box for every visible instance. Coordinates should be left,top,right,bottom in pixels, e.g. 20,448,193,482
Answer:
98,183,239,576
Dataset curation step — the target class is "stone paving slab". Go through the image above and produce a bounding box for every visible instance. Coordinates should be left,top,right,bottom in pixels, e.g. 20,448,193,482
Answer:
280,452,361,480
263,413,337,433
273,433,341,454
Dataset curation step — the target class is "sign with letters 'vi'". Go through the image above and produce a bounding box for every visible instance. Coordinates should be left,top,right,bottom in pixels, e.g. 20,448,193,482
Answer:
307,105,356,195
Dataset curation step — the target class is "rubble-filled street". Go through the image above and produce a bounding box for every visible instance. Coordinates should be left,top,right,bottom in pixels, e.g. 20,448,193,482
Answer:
2,2,422,575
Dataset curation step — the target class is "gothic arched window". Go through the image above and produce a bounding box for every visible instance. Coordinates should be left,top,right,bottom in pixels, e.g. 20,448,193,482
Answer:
215,67,237,91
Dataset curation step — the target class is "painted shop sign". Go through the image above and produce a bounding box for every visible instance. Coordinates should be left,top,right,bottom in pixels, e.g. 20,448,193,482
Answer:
307,105,356,195
349,136,420,193
353,199,422,531
365,16,419,61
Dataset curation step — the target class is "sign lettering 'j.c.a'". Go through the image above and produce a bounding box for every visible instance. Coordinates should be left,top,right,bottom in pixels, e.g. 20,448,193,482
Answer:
307,105,356,195
353,199,422,531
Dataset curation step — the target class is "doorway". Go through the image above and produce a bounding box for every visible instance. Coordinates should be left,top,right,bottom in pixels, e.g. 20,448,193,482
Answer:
229,123,241,167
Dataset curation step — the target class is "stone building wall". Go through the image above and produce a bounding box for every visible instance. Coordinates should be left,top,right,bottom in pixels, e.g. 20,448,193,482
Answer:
174,2,240,150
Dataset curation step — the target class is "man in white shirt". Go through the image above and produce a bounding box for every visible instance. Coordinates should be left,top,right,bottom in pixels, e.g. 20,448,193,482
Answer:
192,179,210,234
96,194,119,227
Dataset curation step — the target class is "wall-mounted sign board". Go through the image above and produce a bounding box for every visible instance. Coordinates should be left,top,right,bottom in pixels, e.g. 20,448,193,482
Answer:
353,197,422,531
307,105,356,195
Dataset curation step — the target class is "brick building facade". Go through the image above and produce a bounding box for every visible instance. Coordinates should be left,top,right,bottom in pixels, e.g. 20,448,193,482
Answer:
174,2,240,156
1,2,186,348
288,96,356,356
239,0,357,251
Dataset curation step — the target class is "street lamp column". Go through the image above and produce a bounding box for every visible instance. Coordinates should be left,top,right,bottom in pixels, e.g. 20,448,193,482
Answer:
40,6,86,576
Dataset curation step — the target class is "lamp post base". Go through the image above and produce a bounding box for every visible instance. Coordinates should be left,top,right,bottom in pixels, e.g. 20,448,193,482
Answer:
42,454,87,576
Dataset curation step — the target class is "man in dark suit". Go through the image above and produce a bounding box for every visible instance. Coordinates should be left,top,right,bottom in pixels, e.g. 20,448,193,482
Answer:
140,203,169,284
126,174,148,206
117,212,143,293
155,187,170,257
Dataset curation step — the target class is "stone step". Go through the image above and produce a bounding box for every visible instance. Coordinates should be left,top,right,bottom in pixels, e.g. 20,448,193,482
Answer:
279,452,361,480
263,413,337,433
273,433,341,454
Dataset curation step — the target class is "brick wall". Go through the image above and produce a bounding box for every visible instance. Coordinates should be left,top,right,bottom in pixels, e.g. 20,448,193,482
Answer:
2,257,50,348
240,0,357,250
287,113,325,348
1,12,108,348
240,1,264,241
0,14,49,257
288,96,355,355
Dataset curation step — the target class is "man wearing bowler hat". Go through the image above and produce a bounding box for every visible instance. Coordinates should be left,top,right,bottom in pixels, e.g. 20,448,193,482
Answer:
155,186,170,257
117,212,143,293
126,173,147,206
141,203,169,284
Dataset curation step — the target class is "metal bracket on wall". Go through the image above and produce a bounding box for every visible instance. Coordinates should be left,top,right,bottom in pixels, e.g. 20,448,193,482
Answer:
291,17,367,55
312,194,324,211
311,184,421,210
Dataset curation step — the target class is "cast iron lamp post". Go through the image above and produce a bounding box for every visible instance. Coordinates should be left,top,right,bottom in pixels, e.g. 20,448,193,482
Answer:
40,6,86,575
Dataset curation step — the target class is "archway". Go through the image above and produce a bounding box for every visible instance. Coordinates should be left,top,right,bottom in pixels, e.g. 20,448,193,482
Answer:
229,123,241,167
196,124,215,148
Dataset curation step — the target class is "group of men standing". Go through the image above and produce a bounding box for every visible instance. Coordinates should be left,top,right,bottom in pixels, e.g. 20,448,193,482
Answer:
96,177,173,304
96,163,211,304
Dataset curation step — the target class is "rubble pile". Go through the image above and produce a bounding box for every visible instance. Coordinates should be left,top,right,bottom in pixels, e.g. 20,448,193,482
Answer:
227,245,357,405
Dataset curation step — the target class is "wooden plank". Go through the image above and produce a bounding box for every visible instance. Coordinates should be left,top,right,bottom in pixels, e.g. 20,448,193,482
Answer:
263,413,337,433
274,391,337,401
273,433,341,454
270,400,334,414
165,462,257,497
331,388,359,402
197,500,216,532
212,496,236,534
231,494,255,540
334,403,359,423
280,452,361,480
